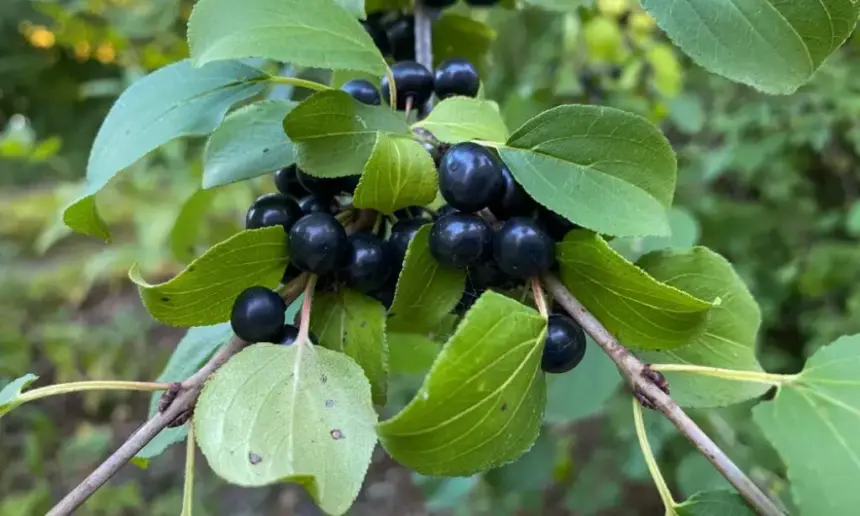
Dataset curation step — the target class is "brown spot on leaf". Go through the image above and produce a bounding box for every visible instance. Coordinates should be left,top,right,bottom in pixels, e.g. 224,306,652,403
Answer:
325,399,335,408
248,453,263,465
320,374,328,384
262,148,270,153
161,296,170,302
360,320,367,328
501,402,508,412
330,429,344,440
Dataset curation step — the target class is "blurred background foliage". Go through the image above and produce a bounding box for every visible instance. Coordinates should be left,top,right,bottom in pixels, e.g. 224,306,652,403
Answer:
0,0,856,513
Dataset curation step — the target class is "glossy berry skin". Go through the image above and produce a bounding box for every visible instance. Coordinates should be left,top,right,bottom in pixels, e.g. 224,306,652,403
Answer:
435,204,458,219
493,217,555,279
297,194,331,215
342,79,381,106
389,218,428,264
385,15,415,61
273,165,306,198
538,207,579,241
362,20,390,56
230,287,287,343
489,165,535,219
429,212,493,268
434,58,480,99
381,61,434,110
289,213,348,275
541,314,587,374
277,325,319,346
297,169,344,198
245,193,302,232
344,233,394,294
438,142,504,212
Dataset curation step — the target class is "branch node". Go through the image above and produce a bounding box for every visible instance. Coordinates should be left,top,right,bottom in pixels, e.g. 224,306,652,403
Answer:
167,408,194,428
157,382,182,413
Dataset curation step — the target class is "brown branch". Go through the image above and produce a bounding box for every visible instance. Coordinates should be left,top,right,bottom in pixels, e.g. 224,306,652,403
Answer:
541,274,784,516
414,0,434,114
47,281,308,516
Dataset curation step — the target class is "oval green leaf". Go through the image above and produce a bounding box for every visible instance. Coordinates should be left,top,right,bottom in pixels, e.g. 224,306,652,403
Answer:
310,289,388,406
0,374,39,418
388,225,466,333
377,291,547,476
284,90,410,178
499,104,676,238
64,59,266,240
194,343,377,516
353,134,438,215
639,247,768,408
753,335,860,516
170,188,219,264
188,0,387,75
557,230,713,351
640,0,859,95
388,332,441,375
414,97,509,144
203,100,297,189
129,226,288,327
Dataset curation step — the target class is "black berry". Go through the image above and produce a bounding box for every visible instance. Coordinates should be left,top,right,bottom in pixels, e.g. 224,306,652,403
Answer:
389,218,428,264
542,314,587,374
289,213,348,275
489,165,535,219
385,15,415,61
371,274,397,310
434,58,480,99
429,212,493,268
342,79,381,106
296,169,345,198
438,142,504,212
435,204,458,219
297,194,331,215
362,19,391,56
282,263,302,284
245,193,302,232
230,287,286,343
538,207,579,241
467,259,518,291
274,165,306,198
493,217,555,279
344,233,394,294
277,325,319,346
381,61,434,110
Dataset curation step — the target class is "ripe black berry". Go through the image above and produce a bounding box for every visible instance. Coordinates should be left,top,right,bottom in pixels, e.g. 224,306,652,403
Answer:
362,19,390,56
371,274,397,310
438,142,504,212
489,165,535,219
389,218,428,264
541,314,587,374
245,193,302,232
277,325,319,346
342,79,381,106
435,204,458,219
297,194,331,215
274,165,306,198
429,212,493,268
381,61,434,110
493,218,554,279
467,259,518,291
297,169,344,198
289,213,348,275
538,207,579,241
434,58,480,99
385,15,415,61
230,287,286,343
344,233,394,294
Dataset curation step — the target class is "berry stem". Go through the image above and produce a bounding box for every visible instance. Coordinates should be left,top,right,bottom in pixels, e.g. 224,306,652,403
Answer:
632,397,677,511
296,274,318,347
266,75,331,92
405,95,415,119
181,424,196,516
531,278,549,318
385,68,398,112
372,212,384,235
650,363,796,386
17,380,171,405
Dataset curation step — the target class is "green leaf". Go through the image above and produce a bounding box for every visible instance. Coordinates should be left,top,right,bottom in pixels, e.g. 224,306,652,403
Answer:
377,291,547,475
544,337,620,423
334,0,365,18
640,0,859,95
557,230,713,351
129,227,288,327
675,490,754,516
524,0,591,11
499,105,676,238
202,100,297,189
283,90,410,178
310,289,388,406
676,453,732,499
0,374,39,418
414,97,508,144
188,0,387,75
388,332,441,375
388,225,466,333
753,335,860,516
353,134,437,215
432,13,496,73
194,343,377,516
63,59,265,240
136,323,233,461
639,247,768,408
170,188,218,264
